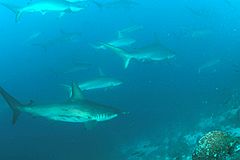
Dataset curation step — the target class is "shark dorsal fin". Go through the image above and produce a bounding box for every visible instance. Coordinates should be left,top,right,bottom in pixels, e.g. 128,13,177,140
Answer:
71,83,84,101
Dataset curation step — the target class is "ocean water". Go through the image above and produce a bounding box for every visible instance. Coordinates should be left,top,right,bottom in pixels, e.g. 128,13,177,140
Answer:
1,0,240,159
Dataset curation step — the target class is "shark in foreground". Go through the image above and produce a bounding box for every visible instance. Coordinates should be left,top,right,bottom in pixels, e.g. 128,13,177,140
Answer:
0,83,123,127
102,43,176,69
0,0,87,22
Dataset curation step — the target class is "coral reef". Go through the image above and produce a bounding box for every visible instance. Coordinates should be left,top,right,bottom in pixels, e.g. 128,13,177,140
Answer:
192,131,239,160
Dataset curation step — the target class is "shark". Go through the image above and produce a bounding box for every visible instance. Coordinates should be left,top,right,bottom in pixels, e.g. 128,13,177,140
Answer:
0,83,122,127
92,25,142,50
0,0,87,22
62,77,122,97
117,25,143,38
93,37,136,50
102,43,176,69
79,77,123,91
77,68,123,91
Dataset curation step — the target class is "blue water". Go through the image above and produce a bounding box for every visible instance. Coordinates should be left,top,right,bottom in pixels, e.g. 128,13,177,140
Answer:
1,0,240,159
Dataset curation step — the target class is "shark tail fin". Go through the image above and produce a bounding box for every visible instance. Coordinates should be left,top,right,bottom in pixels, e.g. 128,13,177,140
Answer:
101,43,132,69
0,2,22,22
0,86,23,124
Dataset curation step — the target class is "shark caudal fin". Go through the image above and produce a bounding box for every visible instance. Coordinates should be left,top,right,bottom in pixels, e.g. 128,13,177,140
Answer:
101,43,132,69
0,2,22,22
0,86,23,124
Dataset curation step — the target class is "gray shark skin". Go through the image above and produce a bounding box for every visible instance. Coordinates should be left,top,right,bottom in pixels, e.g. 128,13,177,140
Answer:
0,0,86,22
102,43,176,69
79,77,122,90
0,83,122,126
93,37,136,50
92,25,142,50
62,77,123,97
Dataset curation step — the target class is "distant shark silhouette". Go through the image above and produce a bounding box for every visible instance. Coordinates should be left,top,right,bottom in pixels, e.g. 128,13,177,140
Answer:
0,83,123,128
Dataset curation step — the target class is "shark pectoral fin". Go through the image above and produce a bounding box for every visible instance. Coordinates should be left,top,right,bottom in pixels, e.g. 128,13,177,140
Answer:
123,56,132,69
0,2,21,22
84,121,97,130
15,11,23,23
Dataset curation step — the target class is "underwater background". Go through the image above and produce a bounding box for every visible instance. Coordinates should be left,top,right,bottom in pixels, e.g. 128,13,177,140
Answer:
1,0,240,159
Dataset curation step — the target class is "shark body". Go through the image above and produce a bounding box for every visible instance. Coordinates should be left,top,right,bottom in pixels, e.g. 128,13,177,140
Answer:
0,83,122,126
79,77,123,91
62,77,122,97
102,43,175,69
93,25,142,50
93,37,136,50
0,0,86,22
